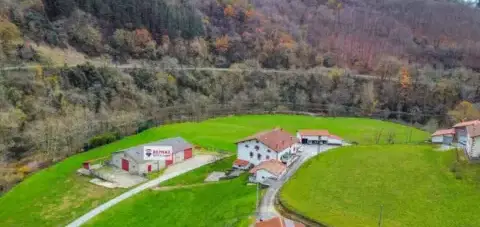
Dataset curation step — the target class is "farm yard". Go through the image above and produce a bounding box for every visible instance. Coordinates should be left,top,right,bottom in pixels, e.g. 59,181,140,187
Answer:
0,115,429,227
280,145,480,227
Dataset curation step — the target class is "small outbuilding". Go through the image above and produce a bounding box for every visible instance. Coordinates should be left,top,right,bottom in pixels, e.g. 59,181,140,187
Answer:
431,129,455,145
296,129,330,145
249,159,286,184
111,137,193,175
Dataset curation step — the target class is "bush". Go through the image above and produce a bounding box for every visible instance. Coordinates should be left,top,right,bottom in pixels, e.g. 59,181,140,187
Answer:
86,132,119,150
137,120,155,133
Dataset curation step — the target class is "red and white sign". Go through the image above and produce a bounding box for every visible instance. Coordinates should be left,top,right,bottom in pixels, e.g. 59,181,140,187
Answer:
143,146,173,160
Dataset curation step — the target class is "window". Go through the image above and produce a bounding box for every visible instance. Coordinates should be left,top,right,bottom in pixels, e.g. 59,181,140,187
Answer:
257,153,262,160
245,144,249,148
250,152,254,158
266,155,270,159
267,149,271,153
255,145,260,151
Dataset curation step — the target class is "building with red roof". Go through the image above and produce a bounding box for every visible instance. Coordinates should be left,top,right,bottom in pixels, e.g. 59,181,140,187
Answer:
233,128,299,168
249,159,287,182
255,217,305,227
453,120,479,145
431,128,455,145
296,129,344,146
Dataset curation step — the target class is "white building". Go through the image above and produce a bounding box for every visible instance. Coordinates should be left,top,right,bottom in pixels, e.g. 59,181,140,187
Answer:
233,128,299,168
431,129,455,145
111,137,193,175
465,125,480,159
297,129,344,146
296,129,330,145
453,120,479,146
249,159,287,183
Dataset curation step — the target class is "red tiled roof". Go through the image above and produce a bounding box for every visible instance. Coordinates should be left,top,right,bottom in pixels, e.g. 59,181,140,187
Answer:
328,134,343,140
233,159,250,166
255,217,305,227
249,160,286,176
431,128,455,136
453,120,480,128
237,128,298,152
298,129,330,136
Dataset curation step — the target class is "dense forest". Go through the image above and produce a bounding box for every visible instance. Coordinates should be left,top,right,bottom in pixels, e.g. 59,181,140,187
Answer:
1,0,480,192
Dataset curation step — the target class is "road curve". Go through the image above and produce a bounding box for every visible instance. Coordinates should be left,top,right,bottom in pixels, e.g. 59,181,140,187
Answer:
257,148,317,221
66,157,218,227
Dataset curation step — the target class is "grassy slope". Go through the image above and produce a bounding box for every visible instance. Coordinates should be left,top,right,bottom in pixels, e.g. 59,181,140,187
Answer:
84,176,256,227
0,115,429,227
160,156,236,186
280,145,480,227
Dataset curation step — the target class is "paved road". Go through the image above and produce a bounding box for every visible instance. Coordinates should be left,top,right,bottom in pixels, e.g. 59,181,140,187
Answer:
257,145,337,222
66,157,219,227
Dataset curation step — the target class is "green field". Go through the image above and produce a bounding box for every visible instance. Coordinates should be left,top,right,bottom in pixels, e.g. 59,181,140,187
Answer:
280,145,480,227
84,176,256,227
0,115,429,227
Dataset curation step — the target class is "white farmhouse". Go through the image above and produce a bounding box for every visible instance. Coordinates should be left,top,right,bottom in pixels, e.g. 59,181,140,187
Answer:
431,129,455,145
233,128,299,169
465,124,480,159
249,159,287,183
453,120,479,146
111,137,193,175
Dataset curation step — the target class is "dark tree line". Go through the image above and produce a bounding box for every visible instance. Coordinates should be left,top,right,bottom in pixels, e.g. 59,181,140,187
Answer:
43,0,204,39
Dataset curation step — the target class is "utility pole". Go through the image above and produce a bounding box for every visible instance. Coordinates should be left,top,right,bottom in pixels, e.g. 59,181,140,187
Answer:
378,205,384,227
256,182,260,220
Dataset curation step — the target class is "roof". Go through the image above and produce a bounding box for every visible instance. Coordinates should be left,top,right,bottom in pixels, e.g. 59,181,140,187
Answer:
468,124,480,138
297,129,330,136
233,159,250,166
453,120,480,128
237,128,298,152
123,137,193,164
431,128,455,137
255,217,305,227
328,134,343,140
249,160,286,176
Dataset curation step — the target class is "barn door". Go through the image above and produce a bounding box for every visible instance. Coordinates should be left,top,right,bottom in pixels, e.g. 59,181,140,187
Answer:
121,159,129,171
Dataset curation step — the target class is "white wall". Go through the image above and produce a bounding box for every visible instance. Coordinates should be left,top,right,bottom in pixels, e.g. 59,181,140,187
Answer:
237,140,278,166
255,169,276,182
431,136,443,143
328,138,343,145
174,151,184,163
472,137,480,158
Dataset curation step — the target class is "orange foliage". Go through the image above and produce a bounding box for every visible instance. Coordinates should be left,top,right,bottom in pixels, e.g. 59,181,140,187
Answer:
279,33,295,49
245,9,255,19
134,28,153,47
215,35,229,53
224,5,235,17
399,66,411,89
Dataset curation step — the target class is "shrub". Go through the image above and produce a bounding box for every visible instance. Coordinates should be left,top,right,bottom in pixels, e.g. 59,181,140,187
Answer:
137,120,155,133
87,132,119,150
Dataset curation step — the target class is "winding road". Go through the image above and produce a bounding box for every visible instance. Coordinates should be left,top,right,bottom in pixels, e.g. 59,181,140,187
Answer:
257,145,335,223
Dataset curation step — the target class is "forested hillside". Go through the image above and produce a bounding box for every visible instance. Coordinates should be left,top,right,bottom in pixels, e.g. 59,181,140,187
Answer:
1,0,480,193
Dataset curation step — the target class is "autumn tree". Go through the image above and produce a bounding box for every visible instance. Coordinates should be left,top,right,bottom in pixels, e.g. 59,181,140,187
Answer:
448,101,480,123
215,35,229,53
0,20,21,54
224,5,235,17
360,81,378,116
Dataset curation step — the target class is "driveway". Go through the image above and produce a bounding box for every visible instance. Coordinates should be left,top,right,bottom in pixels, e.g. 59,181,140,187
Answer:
257,145,337,222
66,155,219,227
163,154,218,175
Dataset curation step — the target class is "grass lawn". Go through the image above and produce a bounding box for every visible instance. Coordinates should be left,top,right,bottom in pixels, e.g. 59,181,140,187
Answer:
84,176,257,227
0,115,428,227
160,155,236,186
280,145,480,227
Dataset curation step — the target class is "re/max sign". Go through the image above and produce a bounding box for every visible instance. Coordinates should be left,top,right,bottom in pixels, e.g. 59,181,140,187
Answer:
143,146,173,160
